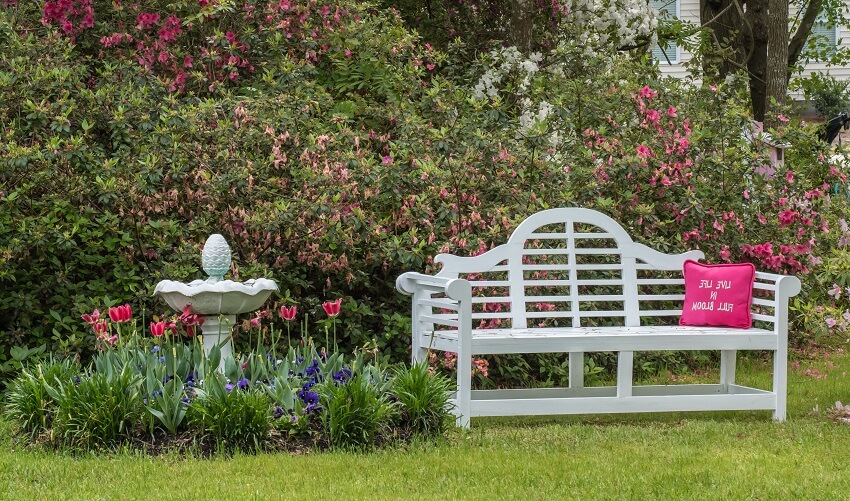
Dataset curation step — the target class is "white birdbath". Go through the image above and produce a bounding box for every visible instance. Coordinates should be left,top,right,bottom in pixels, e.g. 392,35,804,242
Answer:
153,234,278,369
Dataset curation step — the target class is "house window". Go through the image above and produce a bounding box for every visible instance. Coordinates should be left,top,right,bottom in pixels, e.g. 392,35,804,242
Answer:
806,15,839,61
651,0,679,64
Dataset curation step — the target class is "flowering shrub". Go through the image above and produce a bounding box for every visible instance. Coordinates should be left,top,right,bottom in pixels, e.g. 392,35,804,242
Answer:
1,1,848,387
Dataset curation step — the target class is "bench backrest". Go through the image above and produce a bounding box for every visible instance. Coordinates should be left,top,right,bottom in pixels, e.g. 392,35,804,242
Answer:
434,208,706,328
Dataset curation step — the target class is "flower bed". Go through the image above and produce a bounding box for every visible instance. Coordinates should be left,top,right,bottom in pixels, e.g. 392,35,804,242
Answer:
3,305,455,455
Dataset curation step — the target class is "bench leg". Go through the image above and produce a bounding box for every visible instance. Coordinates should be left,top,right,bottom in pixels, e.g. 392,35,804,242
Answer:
569,352,584,388
412,346,428,365
720,350,737,391
617,351,633,398
773,348,787,422
456,352,472,428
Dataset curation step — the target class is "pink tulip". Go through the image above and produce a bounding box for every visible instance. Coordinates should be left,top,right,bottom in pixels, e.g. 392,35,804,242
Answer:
150,321,166,337
108,304,132,323
179,304,203,326
93,319,110,337
280,305,297,321
322,298,342,317
81,309,101,325
250,317,261,328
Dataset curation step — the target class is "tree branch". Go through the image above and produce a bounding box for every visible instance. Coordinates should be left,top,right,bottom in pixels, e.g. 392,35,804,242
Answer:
787,0,824,75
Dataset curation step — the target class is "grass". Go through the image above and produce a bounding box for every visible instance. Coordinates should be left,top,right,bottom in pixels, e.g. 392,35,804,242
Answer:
2,349,850,499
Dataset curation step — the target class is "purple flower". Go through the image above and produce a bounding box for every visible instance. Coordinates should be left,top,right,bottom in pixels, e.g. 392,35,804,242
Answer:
273,405,285,419
303,403,322,414
333,367,352,385
305,359,320,379
237,378,250,390
297,388,319,405
225,383,235,393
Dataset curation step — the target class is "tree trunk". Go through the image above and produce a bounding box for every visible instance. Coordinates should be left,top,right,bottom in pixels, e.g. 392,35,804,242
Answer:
764,0,789,128
509,0,534,53
700,0,747,83
746,0,769,122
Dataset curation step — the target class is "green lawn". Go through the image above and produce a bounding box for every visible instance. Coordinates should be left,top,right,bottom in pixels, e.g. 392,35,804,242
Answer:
3,350,850,500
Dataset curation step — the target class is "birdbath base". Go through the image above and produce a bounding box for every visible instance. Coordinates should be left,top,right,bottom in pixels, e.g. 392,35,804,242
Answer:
200,314,236,370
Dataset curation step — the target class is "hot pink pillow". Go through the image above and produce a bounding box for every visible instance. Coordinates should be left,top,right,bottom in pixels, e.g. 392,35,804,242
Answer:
679,260,756,329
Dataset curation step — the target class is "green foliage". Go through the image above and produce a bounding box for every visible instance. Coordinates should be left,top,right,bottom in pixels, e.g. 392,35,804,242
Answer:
2,358,78,440
187,374,272,453
797,72,850,118
44,366,143,450
2,1,849,388
390,362,454,438
319,373,397,450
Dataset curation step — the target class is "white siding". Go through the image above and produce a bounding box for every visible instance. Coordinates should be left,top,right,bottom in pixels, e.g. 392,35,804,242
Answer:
656,0,850,97
655,0,698,78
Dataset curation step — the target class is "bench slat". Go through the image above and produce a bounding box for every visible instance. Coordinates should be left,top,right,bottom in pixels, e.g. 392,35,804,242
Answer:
526,231,618,240
421,327,778,353
419,314,459,327
417,298,459,310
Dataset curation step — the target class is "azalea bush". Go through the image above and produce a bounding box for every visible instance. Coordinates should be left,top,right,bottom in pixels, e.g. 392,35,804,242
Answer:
2,0,849,388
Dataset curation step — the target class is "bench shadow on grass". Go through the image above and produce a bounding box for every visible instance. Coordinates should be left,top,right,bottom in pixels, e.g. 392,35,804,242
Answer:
471,410,774,431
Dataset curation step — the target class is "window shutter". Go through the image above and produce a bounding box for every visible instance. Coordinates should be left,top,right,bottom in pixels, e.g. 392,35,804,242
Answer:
651,0,679,64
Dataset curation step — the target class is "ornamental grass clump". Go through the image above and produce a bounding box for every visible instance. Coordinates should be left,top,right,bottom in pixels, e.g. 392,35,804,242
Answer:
45,366,143,450
390,362,455,439
187,373,273,453
3,358,79,440
319,372,397,451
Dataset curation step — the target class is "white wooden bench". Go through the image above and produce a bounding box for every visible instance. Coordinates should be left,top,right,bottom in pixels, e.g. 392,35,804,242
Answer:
396,208,801,427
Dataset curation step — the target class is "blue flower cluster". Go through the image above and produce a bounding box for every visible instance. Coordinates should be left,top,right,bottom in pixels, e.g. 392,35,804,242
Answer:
296,358,324,414
224,378,251,393
143,389,164,405
332,367,352,385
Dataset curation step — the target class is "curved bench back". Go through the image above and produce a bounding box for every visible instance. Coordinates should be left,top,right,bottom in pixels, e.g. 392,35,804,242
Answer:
436,208,703,329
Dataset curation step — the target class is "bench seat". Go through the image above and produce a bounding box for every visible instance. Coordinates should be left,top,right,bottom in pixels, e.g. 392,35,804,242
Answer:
421,326,780,353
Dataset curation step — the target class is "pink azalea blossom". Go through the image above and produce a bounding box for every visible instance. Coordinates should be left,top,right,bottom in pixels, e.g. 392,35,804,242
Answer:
638,86,656,99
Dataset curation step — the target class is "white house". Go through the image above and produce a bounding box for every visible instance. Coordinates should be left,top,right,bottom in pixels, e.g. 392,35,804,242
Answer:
651,0,850,98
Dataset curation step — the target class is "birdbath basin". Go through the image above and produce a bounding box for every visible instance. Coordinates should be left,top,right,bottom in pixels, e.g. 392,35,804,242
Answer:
153,234,278,368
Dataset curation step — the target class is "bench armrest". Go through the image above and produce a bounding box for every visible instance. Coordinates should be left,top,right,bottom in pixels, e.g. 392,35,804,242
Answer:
755,272,802,299
396,272,472,301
